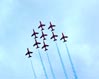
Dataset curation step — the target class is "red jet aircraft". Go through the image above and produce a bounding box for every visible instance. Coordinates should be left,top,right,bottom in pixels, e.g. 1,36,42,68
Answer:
33,39,41,48
31,29,39,38
40,31,47,40
42,41,49,51
38,21,45,30
60,33,68,42
50,32,58,41
48,22,55,31
25,48,33,58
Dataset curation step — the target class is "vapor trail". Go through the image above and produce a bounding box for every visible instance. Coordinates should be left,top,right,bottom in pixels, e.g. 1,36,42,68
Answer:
46,52,56,79
38,49,48,79
65,43,78,79
55,42,68,79
30,59,37,79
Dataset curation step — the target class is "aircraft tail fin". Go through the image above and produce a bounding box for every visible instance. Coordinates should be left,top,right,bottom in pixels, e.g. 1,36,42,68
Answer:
28,55,32,58
43,38,46,40
45,48,48,51
64,40,67,42
41,28,44,30
35,36,38,38
54,39,57,41
36,46,40,49
51,29,55,31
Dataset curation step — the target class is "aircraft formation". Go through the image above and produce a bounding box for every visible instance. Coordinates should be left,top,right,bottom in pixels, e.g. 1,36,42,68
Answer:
25,21,78,79
25,21,68,58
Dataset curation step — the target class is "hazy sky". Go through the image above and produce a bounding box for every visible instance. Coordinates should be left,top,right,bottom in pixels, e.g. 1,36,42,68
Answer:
0,0,99,79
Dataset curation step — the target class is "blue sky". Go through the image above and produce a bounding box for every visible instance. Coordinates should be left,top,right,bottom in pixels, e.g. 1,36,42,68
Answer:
0,0,99,79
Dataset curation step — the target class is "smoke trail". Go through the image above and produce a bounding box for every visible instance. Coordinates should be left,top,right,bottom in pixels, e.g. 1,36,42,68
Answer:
55,42,68,79
38,49,48,79
30,59,37,79
46,51,56,79
65,43,78,79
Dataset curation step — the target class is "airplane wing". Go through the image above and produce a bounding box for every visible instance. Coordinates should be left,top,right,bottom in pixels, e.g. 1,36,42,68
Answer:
55,35,58,37
46,45,49,47
50,36,53,39
31,33,34,37
60,37,63,40
42,24,45,26
38,25,41,28
33,43,36,46
37,42,41,44
29,51,33,54
36,32,39,34
64,36,68,38
45,34,47,36
40,35,43,38
42,45,44,49
52,25,55,27
48,26,51,29
25,52,28,55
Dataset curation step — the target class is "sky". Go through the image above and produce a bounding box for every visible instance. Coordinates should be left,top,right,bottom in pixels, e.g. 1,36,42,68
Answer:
0,0,99,79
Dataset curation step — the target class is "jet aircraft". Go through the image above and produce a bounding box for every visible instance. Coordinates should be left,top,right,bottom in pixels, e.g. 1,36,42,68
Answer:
38,21,45,30
50,32,58,41
48,22,55,31
33,39,41,48
40,31,47,40
42,41,49,51
60,33,68,42
31,29,39,38
25,48,33,58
